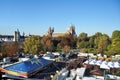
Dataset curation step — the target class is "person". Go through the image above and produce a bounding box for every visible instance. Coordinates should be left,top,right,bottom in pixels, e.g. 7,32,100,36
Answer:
40,51,44,56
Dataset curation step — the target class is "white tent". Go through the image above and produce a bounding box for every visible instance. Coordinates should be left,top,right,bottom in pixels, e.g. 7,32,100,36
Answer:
108,61,114,68
84,59,120,69
114,62,120,68
100,61,110,70
89,59,97,65
84,59,92,64
95,60,102,66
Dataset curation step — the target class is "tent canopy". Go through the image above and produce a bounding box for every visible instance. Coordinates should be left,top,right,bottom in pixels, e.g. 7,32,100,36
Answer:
4,57,53,73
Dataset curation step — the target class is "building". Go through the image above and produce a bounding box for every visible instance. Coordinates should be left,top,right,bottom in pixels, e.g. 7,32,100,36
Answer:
0,29,26,42
45,25,76,37
0,25,77,42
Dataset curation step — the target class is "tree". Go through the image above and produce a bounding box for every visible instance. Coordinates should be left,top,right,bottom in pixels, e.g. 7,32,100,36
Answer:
63,45,71,53
111,38,120,55
112,30,120,40
0,42,19,57
0,43,7,57
110,30,120,55
57,34,76,51
46,38,54,51
41,36,54,52
78,32,88,41
89,37,94,48
23,36,42,54
98,34,110,56
94,32,103,49
56,43,62,52
60,35,70,47
77,32,88,48
77,41,89,48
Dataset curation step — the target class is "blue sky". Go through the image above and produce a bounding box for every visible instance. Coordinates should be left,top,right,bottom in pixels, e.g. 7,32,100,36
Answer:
0,0,120,37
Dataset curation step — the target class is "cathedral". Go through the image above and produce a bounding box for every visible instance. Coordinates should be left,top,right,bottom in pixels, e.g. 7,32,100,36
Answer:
45,25,76,37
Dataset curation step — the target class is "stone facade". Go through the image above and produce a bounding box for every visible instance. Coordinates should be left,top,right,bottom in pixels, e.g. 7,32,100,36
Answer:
45,25,76,37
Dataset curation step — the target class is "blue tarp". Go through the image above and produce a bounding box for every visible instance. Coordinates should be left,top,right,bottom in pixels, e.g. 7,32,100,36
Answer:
4,57,53,73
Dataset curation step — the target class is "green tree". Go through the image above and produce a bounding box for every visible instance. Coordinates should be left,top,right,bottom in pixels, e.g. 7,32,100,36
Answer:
110,30,120,55
89,37,94,48
111,38,120,55
77,41,89,48
98,34,110,56
112,30,120,40
77,32,88,48
78,32,88,41
94,32,103,49
23,36,42,54
56,43,62,52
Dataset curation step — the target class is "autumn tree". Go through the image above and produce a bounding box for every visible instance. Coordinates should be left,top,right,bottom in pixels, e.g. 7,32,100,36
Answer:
63,45,71,53
0,42,19,57
0,43,7,57
57,34,76,52
41,36,54,52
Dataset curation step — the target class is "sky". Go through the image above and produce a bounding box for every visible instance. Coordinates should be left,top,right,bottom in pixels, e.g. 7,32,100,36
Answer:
0,0,120,37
